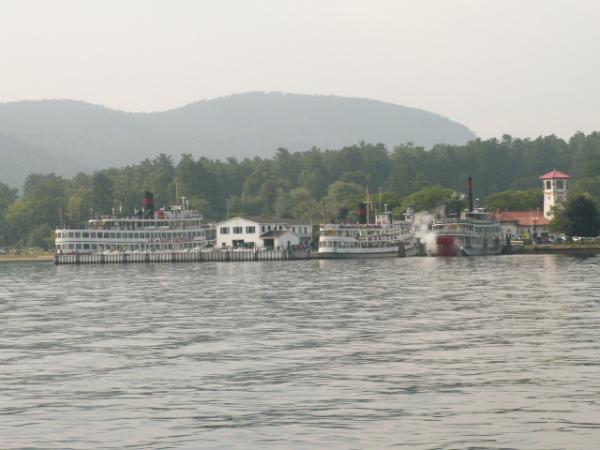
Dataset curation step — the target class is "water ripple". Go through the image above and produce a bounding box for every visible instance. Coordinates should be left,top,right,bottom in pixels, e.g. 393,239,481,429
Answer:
1,255,599,449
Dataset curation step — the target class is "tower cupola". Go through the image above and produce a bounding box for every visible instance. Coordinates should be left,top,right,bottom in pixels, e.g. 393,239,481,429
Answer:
540,169,571,220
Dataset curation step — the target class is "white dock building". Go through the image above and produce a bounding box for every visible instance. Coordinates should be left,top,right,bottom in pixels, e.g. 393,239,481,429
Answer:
215,216,312,249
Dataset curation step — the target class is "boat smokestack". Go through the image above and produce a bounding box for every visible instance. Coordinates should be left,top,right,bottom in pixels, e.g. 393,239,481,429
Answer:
467,177,474,212
357,202,367,224
143,191,154,218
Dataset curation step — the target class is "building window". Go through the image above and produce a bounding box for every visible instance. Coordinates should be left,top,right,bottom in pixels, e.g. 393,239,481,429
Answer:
75,232,81,238
545,180,551,190
267,226,272,231
261,226,265,233
233,226,243,234
246,226,256,233
556,180,564,189
220,227,229,234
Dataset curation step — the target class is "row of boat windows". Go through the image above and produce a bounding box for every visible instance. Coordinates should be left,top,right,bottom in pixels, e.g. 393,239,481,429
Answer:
320,240,397,248
91,220,204,229
56,242,199,252
321,230,402,237
219,225,309,235
435,231,501,238
459,237,501,247
57,230,205,239
433,225,500,234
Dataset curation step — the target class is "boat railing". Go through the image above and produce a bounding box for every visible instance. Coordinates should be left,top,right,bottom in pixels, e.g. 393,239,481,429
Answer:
320,223,394,231
432,217,498,225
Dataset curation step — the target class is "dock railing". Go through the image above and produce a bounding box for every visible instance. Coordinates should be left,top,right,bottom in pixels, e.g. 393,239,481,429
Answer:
54,248,312,265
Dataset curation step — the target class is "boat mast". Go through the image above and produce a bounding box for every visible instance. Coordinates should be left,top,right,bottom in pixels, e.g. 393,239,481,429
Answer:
467,176,474,212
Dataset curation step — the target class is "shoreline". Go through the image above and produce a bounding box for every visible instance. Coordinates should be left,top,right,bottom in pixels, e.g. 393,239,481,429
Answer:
0,254,54,262
2,245,599,264
530,244,600,255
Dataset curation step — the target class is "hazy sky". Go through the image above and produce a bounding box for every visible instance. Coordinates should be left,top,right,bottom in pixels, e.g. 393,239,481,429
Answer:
1,0,598,139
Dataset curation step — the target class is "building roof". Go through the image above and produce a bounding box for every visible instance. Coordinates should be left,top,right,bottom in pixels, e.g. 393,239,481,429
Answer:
539,169,571,180
217,216,311,226
495,211,550,226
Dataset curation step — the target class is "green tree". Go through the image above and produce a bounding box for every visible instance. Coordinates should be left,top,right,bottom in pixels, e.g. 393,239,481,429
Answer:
67,188,91,224
4,200,33,246
572,176,600,203
399,185,461,212
0,181,18,214
323,181,365,222
0,182,18,246
5,174,67,248
484,189,543,212
91,172,114,215
27,223,53,249
274,187,320,221
148,153,176,205
339,170,369,187
550,194,600,237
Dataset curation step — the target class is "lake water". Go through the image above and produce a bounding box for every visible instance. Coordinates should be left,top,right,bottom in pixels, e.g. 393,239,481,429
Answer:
1,255,600,449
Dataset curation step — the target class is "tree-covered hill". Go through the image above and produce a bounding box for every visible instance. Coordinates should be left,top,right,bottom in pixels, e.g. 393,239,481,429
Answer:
0,92,475,186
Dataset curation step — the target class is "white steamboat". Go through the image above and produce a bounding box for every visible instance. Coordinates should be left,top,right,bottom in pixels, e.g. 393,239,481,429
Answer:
319,205,417,258
55,192,213,254
430,209,503,256
429,177,503,256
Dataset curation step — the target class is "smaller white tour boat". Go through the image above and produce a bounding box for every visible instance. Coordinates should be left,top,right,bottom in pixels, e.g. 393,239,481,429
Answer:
319,204,417,258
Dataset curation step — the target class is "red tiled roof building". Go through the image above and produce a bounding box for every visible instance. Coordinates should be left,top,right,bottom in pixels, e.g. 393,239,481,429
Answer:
492,170,571,240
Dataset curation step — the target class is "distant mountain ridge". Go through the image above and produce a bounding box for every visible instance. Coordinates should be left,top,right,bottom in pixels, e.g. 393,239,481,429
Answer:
0,92,476,187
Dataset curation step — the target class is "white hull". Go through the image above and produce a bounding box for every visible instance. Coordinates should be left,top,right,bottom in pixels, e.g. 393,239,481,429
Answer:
319,248,402,259
459,246,502,256
319,242,418,259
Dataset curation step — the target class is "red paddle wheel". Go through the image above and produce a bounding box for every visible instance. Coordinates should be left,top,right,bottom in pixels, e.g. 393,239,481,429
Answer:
436,235,458,257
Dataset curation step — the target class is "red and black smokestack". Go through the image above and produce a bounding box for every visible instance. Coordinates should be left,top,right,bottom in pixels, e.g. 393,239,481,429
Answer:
357,202,367,224
143,191,154,218
467,177,474,212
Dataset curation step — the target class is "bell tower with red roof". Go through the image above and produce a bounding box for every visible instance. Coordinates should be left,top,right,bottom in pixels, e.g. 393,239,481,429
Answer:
540,169,571,220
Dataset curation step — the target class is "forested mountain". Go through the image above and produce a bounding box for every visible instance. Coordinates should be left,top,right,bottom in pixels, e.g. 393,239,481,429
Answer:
2,132,600,250
0,92,475,186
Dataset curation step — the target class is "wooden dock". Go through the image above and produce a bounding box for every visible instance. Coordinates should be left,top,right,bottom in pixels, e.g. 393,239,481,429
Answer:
54,248,312,265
